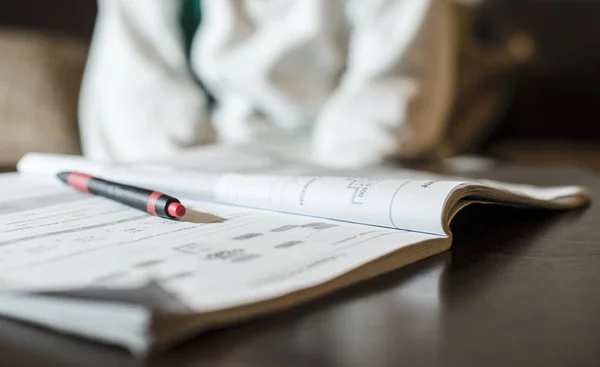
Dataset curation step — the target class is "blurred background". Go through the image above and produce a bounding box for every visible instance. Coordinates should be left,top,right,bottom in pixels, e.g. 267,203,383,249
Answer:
1,0,600,171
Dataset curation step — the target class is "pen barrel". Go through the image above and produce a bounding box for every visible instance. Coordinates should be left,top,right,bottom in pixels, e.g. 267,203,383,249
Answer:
86,178,179,218
57,172,185,219
76,177,177,219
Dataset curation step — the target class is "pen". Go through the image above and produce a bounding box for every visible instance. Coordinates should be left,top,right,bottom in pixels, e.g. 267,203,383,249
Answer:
57,172,186,219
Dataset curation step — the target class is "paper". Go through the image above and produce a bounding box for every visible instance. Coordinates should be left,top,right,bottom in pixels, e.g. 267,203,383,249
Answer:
15,145,444,196
0,173,442,312
1,148,591,353
16,150,589,237
17,152,465,235
214,174,464,235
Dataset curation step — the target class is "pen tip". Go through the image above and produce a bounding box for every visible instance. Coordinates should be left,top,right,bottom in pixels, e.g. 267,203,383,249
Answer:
167,202,186,218
57,172,69,182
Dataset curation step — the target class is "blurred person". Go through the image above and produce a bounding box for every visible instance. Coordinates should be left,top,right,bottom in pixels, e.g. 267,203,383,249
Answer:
80,0,491,168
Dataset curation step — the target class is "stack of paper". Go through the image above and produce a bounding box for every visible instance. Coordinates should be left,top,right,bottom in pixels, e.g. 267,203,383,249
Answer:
0,146,590,354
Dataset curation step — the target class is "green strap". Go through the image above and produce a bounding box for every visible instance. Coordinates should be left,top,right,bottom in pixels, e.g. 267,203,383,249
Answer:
178,0,215,107
179,0,202,60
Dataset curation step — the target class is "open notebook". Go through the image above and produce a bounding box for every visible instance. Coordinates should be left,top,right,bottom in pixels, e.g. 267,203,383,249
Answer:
0,146,591,355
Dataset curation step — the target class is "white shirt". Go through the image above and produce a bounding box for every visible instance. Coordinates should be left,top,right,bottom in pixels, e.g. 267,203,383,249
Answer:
79,0,458,168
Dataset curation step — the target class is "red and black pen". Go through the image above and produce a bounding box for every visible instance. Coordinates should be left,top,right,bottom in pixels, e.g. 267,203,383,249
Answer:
57,172,186,219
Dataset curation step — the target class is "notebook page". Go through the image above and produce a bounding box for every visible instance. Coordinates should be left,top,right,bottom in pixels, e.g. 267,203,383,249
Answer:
16,152,590,235
214,174,463,235
17,153,462,235
0,173,443,312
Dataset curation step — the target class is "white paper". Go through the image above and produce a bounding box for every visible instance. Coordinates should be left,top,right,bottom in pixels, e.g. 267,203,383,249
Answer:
2,148,591,352
17,152,464,235
0,293,150,353
214,174,464,235
16,150,590,236
0,173,442,313
473,179,588,202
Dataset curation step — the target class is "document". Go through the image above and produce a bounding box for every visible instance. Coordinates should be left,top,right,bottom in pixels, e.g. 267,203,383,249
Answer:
0,173,440,307
0,147,590,354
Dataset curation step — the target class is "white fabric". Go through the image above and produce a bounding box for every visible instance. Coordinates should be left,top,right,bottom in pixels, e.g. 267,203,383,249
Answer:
79,0,459,168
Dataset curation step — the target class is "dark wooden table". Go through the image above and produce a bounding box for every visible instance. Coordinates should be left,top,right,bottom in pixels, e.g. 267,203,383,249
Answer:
1,165,599,367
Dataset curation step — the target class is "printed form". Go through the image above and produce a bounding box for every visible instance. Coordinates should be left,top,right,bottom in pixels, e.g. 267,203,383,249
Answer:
214,174,464,235
0,173,444,311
